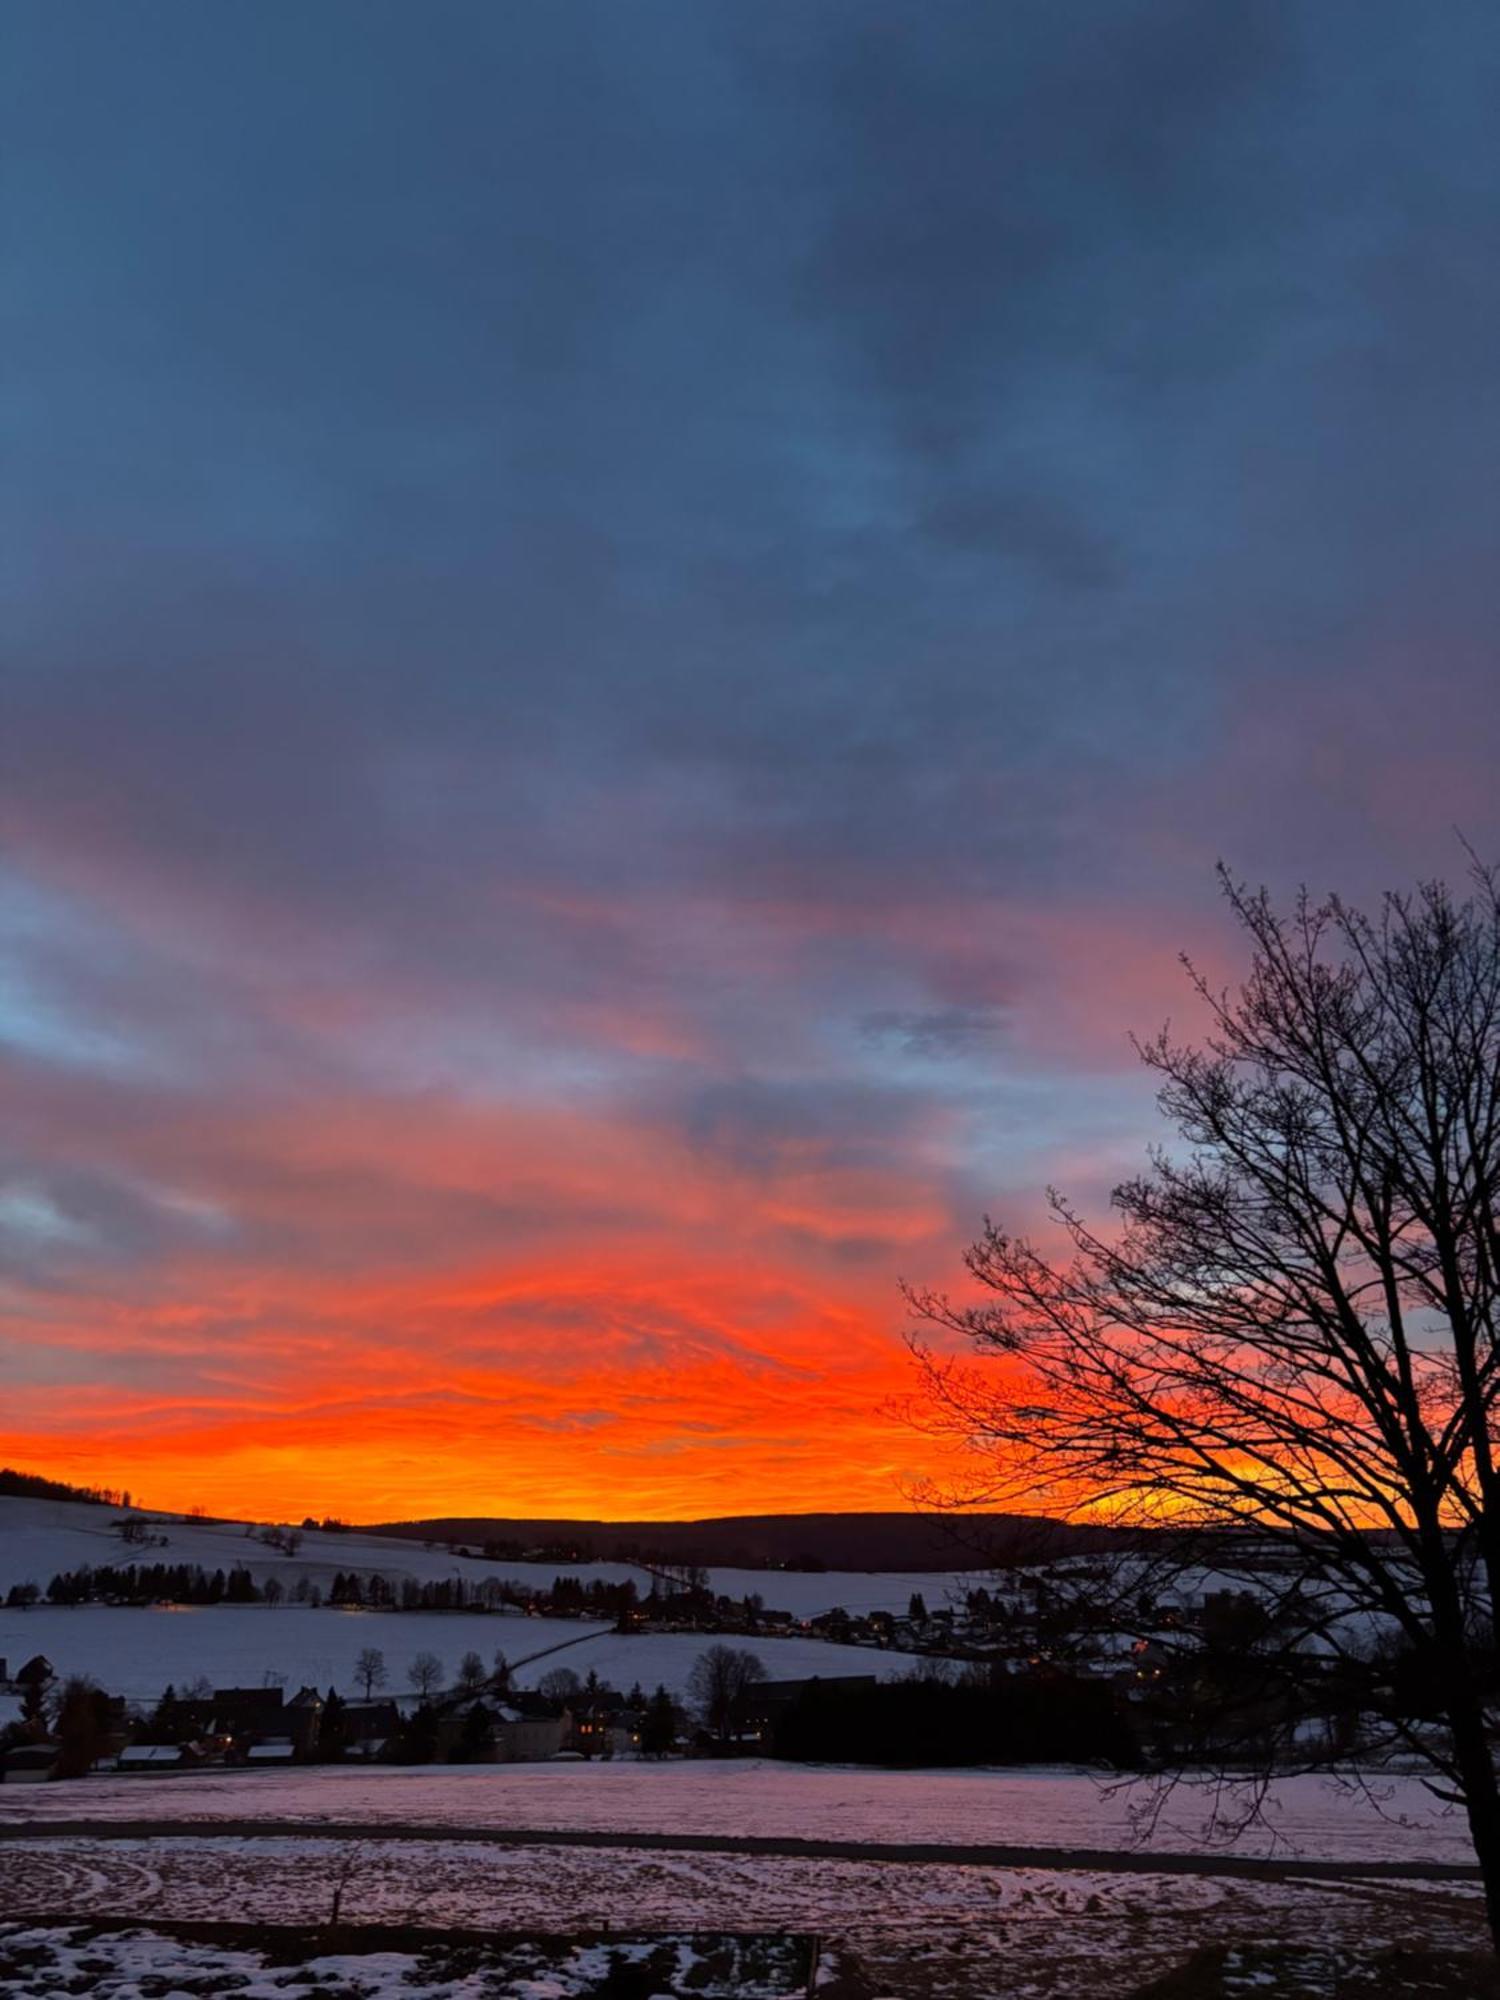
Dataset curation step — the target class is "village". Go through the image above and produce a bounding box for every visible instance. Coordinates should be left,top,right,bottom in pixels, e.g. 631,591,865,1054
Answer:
0,1517,1396,1789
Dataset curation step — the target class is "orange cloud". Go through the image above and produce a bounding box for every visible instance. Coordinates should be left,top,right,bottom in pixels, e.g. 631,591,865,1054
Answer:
2,843,1192,1527
2,1057,974,1520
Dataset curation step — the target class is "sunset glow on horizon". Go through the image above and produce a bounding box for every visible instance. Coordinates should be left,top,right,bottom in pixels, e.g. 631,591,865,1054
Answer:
4,5,1497,1526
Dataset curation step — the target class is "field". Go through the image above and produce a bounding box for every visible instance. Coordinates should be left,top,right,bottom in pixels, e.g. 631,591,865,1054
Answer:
0,1601,955,1704
0,1496,981,1616
0,1759,1478,1866
0,1763,1490,1998
0,1495,973,1702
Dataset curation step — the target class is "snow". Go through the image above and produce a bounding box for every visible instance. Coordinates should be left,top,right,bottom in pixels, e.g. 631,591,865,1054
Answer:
0,1600,948,1704
0,1497,579,1602
0,1833,1242,1927
0,1602,615,1701
698,1565,979,1617
0,1495,640,1598
0,1836,1486,1999
0,1758,1476,1867
0,1496,983,1619
0,1917,821,2000
0,1498,968,1699
0,1496,972,1703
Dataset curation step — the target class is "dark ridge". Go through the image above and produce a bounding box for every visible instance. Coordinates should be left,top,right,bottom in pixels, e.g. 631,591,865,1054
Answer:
358,1510,1118,1572
0,1466,132,1507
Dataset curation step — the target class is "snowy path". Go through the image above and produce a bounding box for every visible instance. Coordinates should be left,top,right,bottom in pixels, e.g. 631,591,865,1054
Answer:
0,1813,1482,1881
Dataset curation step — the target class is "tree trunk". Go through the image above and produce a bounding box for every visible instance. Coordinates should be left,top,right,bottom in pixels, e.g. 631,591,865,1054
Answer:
1450,1693,1500,1964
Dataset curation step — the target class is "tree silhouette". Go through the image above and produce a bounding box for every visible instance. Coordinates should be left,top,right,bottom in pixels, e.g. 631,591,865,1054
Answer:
537,1666,581,1704
640,1684,678,1757
407,1651,443,1699
687,1643,766,1748
317,1687,349,1761
353,1647,387,1699
52,1677,113,1779
911,863,1500,1946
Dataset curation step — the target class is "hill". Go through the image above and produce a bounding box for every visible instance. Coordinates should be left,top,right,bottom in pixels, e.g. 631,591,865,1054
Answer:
0,1494,1009,1615
0,1494,979,1702
364,1510,1112,1571
0,1465,132,1506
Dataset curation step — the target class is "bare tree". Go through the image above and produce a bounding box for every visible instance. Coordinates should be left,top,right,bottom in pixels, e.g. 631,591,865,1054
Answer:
687,1643,766,1748
407,1651,444,1699
353,1646,387,1699
455,1649,487,1694
537,1666,581,1704
910,864,1500,1946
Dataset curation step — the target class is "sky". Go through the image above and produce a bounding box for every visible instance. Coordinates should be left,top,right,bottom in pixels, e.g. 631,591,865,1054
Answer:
3,2,1497,1523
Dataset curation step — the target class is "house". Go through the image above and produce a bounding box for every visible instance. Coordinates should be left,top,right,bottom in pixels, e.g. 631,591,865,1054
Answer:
118,1744,186,1775
155,1696,216,1746
211,1687,286,1741
15,1655,53,1692
166,1687,307,1763
2,1742,57,1784
427,1695,572,1763
286,1687,324,1753
244,1738,297,1766
92,1694,133,1769
566,1698,642,1760
344,1701,401,1758
494,1704,569,1762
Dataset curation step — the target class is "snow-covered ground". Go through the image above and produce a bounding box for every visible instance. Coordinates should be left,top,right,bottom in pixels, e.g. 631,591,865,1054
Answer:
0,1496,636,1599
0,1913,823,2000
0,1603,608,1701
695,1565,979,1618
0,1838,1486,1999
0,1496,980,1617
0,1758,1475,1867
0,1601,946,1703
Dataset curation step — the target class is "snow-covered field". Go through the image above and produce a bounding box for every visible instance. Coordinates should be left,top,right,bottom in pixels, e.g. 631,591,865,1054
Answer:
0,1495,977,1699
0,1839,1486,1999
689,1564,978,1618
0,1601,944,1703
1,1743,1485,1996
0,1603,607,1701
0,1497,640,1599
0,1496,980,1618
0,1758,1476,1867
